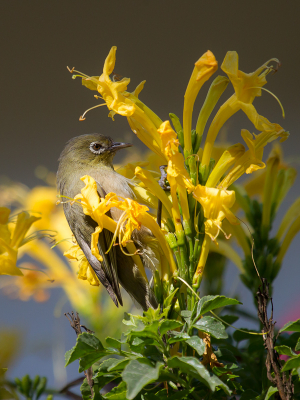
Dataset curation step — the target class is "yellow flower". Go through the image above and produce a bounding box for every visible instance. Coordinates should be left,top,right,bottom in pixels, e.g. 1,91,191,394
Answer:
183,51,218,153
81,47,164,160
158,121,194,192
219,125,289,189
157,121,194,230
0,208,40,276
134,166,173,219
192,185,238,242
74,175,118,234
202,52,282,166
64,243,100,286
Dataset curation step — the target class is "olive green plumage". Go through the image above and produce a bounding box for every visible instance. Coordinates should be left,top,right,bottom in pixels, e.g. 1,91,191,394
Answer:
57,133,157,310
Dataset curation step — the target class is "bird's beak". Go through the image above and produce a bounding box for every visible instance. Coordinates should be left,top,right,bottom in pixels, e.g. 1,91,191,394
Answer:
110,142,133,151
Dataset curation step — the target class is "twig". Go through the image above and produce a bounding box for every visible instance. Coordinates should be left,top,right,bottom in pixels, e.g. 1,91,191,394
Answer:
256,279,294,400
65,312,94,398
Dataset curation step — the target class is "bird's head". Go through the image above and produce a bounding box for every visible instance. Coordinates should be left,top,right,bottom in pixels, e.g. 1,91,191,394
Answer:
58,133,132,167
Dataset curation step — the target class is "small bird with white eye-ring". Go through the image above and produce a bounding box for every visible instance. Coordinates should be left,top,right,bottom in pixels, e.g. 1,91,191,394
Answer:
57,133,158,310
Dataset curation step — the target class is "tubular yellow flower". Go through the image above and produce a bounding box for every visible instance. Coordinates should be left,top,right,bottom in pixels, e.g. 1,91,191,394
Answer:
202,52,281,166
127,117,165,161
183,51,218,154
0,209,40,276
134,166,173,218
192,185,238,243
206,143,245,188
219,126,288,189
64,243,100,286
81,47,164,159
158,121,194,192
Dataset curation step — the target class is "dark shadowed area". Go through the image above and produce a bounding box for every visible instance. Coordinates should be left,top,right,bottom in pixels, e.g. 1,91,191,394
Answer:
1,0,300,391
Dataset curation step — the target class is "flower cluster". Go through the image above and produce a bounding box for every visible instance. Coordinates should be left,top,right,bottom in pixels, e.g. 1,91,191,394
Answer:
65,45,293,310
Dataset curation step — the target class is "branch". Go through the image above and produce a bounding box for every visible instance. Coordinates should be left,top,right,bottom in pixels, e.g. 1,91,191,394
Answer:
65,311,94,398
256,279,294,400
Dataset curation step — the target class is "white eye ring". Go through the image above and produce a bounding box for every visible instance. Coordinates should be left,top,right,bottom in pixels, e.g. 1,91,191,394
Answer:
90,142,103,154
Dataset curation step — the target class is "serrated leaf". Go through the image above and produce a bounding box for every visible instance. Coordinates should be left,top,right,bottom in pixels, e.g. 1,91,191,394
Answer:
159,320,183,336
94,358,120,376
65,333,106,367
129,321,161,342
280,319,300,333
95,374,119,391
167,356,231,394
79,351,111,373
264,386,278,399
196,295,241,317
105,337,124,351
193,316,228,339
186,336,205,356
167,332,190,344
181,310,192,326
104,381,127,399
281,354,300,371
274,345,296,357
122,360,164,399
108,359,130,372
296,337,300,351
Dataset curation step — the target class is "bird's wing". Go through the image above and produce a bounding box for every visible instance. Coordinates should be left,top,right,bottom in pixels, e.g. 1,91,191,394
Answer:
95,181,123,306
75,230,120,307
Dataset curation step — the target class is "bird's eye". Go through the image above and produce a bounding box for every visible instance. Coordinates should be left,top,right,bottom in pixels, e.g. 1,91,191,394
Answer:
90,142,103,154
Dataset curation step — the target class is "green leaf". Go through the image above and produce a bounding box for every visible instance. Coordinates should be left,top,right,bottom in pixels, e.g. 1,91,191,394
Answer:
163,288,178,309
281,354,300,371
274,345,296,357
80,380,92,400
264,386,278,399
168,356,231,394
196,295,241,317
104,381,127,399
280,319,300,333
129,321,161,342
181,310,192,326
296,337,300,351
108,359,130,372
122,359,164,399
159,320,183,336
186,336,205,356
65,332,106,367
106,337,124,351
193,316,228,339
167,332,190,344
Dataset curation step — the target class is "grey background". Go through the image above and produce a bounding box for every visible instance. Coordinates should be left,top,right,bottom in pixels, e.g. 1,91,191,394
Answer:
1,0,300,392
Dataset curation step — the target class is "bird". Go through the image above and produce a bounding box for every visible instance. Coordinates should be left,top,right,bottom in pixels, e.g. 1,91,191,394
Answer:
57,133,158,310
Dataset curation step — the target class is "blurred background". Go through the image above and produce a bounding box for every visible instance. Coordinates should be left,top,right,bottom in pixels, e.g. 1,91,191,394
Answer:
1,0,300,393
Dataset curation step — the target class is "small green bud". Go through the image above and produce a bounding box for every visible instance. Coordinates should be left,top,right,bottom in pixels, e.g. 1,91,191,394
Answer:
21,375,31,397
32,375,40,391
36,377,47,400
